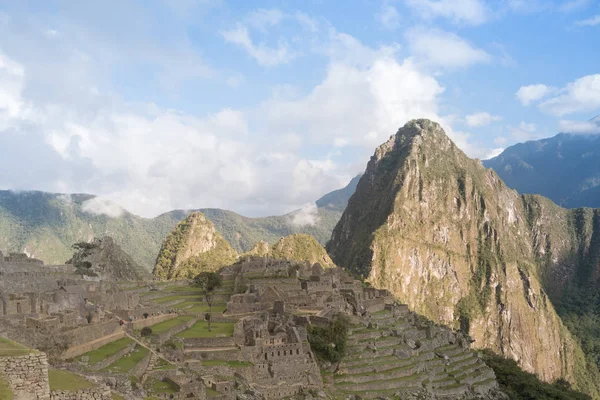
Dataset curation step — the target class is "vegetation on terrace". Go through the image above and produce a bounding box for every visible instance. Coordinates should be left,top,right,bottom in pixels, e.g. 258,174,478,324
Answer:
104,345,149,374
77,337,133,365
176,321,235,338
48,369,95,391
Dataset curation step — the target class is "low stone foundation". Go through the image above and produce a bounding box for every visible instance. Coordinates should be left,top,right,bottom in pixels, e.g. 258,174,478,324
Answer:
50,386,112,400
0,352,50,400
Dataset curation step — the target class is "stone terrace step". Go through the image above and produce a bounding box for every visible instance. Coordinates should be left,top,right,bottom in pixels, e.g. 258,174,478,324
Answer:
335,362,422,384
446,355,481,375
334,371,427,393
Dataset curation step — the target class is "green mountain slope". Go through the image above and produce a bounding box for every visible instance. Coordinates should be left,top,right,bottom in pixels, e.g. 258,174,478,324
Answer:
484,118,600,208
0,176,359,271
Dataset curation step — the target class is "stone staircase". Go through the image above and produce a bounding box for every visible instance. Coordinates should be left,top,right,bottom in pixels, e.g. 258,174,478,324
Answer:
140,352,158,384
329,307,499,399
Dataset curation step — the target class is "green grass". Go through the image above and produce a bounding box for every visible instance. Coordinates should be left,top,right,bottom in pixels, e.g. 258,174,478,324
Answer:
153,295,203,304
164,285,203,293
48,369,95,391
0,373,12,400
104,345,149,374
185,304,226,314
146,378,179,394
176,321,235,338
0,337,31,357
206,387,220,397
78,338,133,365
155,358,176,370
202,360,252,367
112,394,125,400
148,316,194,334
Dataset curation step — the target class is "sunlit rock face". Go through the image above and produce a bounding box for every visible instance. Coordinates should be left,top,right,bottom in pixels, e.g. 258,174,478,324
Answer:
328,119,600,396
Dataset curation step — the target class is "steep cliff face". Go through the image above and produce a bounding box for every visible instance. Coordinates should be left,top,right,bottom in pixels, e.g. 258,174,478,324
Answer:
153,212,238,280
327,119,600,396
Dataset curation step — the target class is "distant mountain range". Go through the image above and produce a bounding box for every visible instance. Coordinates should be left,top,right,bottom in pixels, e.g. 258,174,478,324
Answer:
0,175,360,271
484,117,600,208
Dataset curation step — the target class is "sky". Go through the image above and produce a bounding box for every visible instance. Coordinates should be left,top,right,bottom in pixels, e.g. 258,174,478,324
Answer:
0,0,599,219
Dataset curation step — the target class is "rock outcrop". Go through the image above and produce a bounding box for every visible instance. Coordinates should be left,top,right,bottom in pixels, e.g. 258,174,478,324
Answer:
67,236,147,281
327,119,600,396
153,212,238,280
270,234,335,268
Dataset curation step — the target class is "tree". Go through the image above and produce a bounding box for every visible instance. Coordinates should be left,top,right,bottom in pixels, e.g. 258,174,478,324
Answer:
141,327,153,337
193,271,222,332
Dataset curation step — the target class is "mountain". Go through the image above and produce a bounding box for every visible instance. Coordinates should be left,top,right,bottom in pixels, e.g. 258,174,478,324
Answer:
263,234,336,268
153,212,238,280
154,218,336,280
66,236,149,281
484,119,600,208
0,176,359,271
327,119,600,396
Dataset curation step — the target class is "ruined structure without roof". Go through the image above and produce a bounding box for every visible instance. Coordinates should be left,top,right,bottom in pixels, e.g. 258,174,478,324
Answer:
1,252,505,400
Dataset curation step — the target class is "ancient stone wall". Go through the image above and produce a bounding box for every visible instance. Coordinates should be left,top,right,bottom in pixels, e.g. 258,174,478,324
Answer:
50,386,112,400
151,318,197,344
0,352,50,400
125,314,176,330
61,330,125,360
183,337,235,348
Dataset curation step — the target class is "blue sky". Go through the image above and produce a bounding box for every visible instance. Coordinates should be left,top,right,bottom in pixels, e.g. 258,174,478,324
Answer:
0,0,599,218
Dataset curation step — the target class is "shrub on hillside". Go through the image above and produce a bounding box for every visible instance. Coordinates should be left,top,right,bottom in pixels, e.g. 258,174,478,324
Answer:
141,327,153,337
307,314,349,364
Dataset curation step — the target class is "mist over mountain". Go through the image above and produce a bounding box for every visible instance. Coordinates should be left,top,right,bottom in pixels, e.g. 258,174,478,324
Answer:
0,176,360,271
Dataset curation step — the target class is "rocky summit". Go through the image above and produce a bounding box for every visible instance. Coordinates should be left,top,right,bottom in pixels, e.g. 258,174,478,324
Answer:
153,211,238,280
327,119,600,396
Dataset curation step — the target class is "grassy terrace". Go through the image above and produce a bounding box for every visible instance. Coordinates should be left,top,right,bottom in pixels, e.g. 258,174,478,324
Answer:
0,373,12,400
176,321,235,338
149,316,194,334
78,337,133,365
104,345,149,374
146,377,179,394
202,360,252,367
0,337,32,357
153,295,203,304
185,304,226,314
49,369,95,391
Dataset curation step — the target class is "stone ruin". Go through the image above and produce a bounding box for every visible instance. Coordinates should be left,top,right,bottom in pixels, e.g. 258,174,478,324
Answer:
0,252,506,399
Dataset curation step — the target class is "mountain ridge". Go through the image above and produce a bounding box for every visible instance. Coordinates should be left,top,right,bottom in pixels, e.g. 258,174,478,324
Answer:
0,175,360,271
484,132,600,208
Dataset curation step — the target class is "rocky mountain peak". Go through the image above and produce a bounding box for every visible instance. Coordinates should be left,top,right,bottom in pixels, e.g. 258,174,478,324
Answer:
327,119,600,395
153,211,238,280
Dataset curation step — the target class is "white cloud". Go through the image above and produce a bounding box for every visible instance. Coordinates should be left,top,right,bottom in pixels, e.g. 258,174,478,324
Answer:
289,202,320,226
484,148,504,159
510,122,540,141
405,0,488,25
465,112,502,127
221,24,296,67
377,4,401,30
576,15,600,26
81,197,125,218
407,28,491,68
516,84,554,106
539,74,600,116
263,57,445,150
245,8,284,31
558,119,600,134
